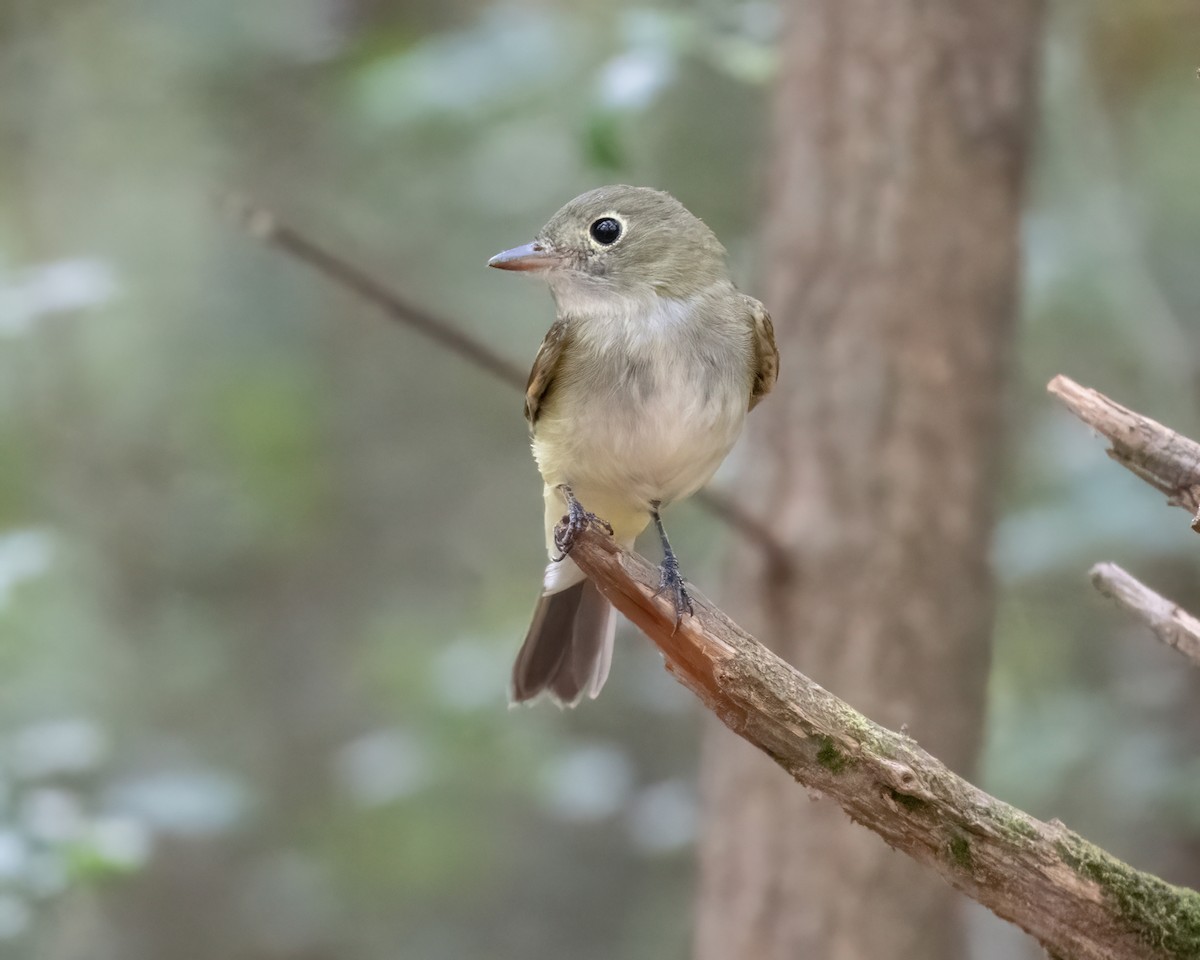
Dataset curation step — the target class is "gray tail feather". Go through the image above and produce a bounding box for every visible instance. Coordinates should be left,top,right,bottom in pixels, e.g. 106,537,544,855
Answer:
511,580,615,706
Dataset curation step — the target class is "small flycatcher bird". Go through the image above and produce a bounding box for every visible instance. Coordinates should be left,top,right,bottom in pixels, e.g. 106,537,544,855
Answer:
488,185,778,706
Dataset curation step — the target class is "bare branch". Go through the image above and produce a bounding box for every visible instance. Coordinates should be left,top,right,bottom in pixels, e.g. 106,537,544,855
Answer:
218,194,528,390
218,194,790,561
566,524,1200,960
1048,375,1200,532
1090,562,1200,667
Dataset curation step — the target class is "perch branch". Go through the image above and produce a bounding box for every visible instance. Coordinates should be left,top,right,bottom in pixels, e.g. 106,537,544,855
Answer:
1048,375,1200,532
566,525,1200,960
1090,562,1200,668
217,195,790,564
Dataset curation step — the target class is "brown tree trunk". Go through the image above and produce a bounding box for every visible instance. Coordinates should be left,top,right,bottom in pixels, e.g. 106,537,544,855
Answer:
696,3,1044,959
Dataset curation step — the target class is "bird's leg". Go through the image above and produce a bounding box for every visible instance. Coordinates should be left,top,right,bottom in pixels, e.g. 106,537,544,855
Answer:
650,501,693,629
552,484,613,561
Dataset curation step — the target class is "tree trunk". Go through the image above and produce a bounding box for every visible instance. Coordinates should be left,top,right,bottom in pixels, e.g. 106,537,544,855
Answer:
696,3,1044,959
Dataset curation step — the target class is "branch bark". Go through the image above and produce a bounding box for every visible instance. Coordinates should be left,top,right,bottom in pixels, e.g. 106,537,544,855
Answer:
1090,562,1200,668
566,525,1200,960
1048,375,1200,531
216,195,789,564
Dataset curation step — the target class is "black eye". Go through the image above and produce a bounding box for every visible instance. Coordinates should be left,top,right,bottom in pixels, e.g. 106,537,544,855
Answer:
589,217,622,245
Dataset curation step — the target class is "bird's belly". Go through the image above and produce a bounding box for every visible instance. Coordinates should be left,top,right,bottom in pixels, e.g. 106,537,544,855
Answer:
534,380,745,511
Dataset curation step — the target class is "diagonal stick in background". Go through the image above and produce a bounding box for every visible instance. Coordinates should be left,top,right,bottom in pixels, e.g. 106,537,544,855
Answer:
219,195,790,565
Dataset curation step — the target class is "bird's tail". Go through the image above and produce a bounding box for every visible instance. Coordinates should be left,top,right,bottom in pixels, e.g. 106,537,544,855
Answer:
510,558,617,707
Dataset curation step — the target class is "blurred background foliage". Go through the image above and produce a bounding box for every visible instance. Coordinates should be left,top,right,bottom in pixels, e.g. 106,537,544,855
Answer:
0,0,1197,957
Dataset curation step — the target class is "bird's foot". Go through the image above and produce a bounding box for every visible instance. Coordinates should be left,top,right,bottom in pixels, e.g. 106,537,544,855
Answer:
655,556,694,631
552,491,613,561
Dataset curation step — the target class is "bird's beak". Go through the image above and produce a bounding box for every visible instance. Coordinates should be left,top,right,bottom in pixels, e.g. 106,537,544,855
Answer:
487,241,560,272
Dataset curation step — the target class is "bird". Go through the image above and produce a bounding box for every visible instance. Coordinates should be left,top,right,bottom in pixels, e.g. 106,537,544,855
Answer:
488,185,778,706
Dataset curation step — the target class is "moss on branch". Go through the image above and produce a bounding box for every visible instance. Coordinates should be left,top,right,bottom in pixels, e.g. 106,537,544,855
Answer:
567,523,1199,960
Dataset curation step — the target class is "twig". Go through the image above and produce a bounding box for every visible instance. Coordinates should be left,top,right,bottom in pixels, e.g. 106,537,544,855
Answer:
218,194,528,390
1090,562,1200,668
217,194,791,563
1048,375,1200,532
566,524,1200,960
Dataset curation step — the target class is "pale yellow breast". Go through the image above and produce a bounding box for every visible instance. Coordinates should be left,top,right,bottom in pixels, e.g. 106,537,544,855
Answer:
531,288,754,545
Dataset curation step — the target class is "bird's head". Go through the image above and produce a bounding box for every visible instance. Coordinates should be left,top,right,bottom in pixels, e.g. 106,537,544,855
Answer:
488,185,730,305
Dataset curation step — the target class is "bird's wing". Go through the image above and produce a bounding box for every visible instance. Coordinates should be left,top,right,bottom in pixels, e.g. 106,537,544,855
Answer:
746,296,779,411
525,317,571,426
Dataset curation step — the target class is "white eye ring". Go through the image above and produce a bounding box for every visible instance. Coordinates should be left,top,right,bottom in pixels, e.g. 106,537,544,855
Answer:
588,214,625,246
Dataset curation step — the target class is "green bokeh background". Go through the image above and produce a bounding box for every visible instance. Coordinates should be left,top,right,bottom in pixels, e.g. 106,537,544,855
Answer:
1,1,1198,957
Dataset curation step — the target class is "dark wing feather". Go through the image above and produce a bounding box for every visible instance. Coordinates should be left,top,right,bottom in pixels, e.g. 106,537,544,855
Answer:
525,317,571,426
746,297,779,411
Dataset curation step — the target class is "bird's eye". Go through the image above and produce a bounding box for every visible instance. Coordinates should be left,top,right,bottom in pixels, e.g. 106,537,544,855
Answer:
589,217,622,245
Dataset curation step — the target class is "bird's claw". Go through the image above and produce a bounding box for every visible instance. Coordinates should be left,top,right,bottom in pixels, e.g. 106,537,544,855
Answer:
654,557,694,631
552,497,612,561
